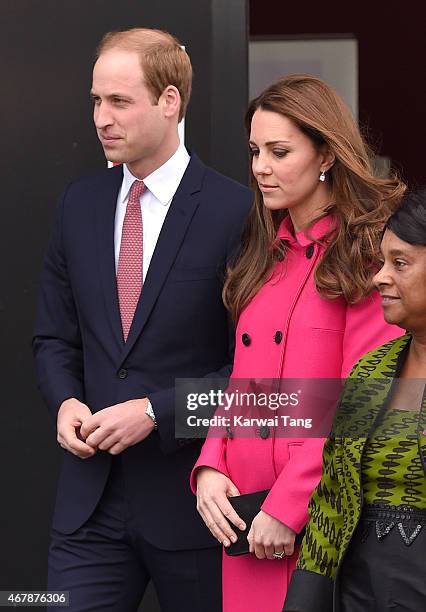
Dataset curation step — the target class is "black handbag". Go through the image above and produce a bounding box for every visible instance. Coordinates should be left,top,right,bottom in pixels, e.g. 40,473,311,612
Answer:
225,489,306,556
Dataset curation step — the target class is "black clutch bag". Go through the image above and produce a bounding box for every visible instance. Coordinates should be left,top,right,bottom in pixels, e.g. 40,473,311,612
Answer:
224,489,306,556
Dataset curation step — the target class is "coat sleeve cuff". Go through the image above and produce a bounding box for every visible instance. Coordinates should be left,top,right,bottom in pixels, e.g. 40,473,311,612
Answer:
190,437,229,494
261,495,308,534
283,569,333,612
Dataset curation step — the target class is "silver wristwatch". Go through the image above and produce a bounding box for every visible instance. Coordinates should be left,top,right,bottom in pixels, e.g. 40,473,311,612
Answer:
145,400,158,430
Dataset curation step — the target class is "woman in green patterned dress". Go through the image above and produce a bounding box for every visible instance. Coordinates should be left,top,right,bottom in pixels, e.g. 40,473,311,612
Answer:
284,190,426,612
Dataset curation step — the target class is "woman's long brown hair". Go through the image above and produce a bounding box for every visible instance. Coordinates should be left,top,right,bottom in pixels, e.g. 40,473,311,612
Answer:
224,74,406,322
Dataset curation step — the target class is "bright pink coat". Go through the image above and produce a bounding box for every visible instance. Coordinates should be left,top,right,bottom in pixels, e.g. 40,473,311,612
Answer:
191,216,401,611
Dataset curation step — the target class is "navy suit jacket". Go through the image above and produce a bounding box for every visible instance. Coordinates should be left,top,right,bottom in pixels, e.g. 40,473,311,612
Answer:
33,154,252,549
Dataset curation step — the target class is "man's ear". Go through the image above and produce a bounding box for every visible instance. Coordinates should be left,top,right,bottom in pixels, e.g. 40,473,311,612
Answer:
320,145,336,173
160,85,181,119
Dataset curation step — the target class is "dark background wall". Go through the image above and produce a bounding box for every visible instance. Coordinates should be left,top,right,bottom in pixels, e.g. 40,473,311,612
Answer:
0,1,248,609
250,0,426,187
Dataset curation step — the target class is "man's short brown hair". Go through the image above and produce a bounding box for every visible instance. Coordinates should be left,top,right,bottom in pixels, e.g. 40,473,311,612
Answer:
96,28,192,122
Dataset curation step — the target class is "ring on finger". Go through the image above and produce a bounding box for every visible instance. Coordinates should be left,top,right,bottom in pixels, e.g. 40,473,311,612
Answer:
272,551,285,560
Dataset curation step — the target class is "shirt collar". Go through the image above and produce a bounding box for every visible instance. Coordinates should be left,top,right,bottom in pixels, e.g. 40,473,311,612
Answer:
276,213,336,246
120,143,190,206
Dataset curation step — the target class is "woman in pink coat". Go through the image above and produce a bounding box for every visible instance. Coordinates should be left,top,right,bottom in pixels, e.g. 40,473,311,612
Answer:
191,74,405,611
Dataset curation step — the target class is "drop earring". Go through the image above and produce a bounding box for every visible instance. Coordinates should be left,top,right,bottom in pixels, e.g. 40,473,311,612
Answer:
319,170,326,182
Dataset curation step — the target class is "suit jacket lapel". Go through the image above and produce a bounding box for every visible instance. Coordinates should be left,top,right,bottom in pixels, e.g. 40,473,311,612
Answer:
94,165,124,351
118,154,206,365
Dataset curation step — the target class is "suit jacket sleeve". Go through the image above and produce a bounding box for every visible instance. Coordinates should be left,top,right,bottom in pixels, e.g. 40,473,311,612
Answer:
150,192,250,456
149,359,233,455
260,291,402,531
33,187,84,424
151,315,234,455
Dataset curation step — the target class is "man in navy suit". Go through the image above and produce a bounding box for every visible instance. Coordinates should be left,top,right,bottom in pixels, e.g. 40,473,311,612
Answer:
33,27,252,611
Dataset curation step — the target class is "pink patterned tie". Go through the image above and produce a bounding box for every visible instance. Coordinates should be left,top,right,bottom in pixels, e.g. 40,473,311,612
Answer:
117,179,146,341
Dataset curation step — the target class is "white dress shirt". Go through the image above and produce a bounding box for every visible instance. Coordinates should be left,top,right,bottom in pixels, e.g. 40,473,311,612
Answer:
114,143,190,281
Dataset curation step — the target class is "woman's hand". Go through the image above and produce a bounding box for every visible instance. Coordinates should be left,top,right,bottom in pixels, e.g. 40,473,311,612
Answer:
196,467,246,547
248,510,296,559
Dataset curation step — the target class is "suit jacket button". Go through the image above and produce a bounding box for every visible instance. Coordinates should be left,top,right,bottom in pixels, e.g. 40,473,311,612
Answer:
118,368,128,379
260,426,270,439
306,245,314,259
226,426,233,439
242,333,251,346
274,331,283,344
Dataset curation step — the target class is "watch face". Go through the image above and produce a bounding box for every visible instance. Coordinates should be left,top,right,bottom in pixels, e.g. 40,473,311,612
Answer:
146,403,157,427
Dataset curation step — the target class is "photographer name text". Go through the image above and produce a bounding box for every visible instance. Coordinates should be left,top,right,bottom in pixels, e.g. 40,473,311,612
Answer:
186,415,312,429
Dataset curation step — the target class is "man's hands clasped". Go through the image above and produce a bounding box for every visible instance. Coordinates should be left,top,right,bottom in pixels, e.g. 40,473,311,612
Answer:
57,398,95,458
57,397,154,458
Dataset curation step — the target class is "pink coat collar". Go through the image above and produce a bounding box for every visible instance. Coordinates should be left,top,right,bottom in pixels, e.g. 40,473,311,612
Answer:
276,214,336,247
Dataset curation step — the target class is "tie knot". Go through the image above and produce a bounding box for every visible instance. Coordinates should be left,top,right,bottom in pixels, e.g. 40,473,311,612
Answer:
129,180,146,203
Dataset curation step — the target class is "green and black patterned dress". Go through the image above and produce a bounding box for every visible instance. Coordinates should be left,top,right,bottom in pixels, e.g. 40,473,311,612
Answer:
284,334,426,612
362,407,426,510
